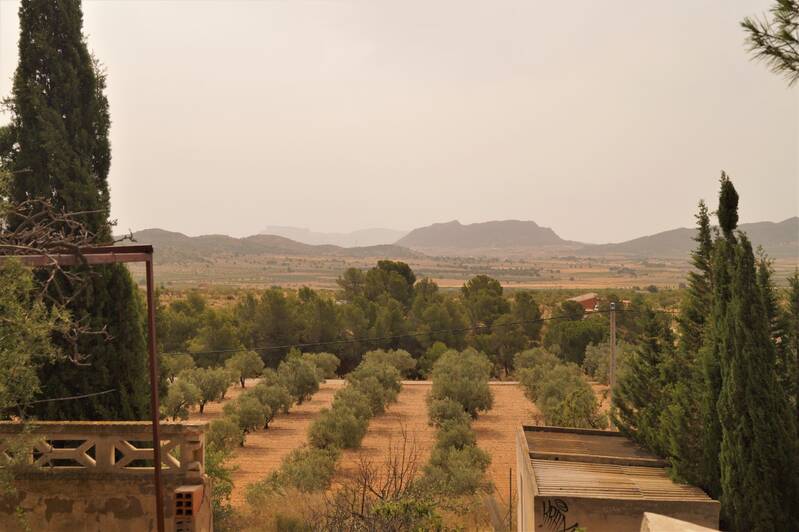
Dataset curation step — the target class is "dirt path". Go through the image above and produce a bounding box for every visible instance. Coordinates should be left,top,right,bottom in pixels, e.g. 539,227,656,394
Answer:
473,383,541,507
189,378,344,506
333,381,438,486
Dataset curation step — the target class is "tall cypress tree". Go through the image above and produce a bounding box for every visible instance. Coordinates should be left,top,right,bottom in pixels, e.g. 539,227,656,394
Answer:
698,173,738,498
0,0,149,419
678,200,714,352
717,235,799,530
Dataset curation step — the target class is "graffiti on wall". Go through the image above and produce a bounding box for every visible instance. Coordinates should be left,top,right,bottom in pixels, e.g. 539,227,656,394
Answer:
541,498,580,532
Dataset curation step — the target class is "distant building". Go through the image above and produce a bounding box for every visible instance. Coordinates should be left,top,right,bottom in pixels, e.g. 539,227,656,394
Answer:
567,292,599,312
515,425,719,532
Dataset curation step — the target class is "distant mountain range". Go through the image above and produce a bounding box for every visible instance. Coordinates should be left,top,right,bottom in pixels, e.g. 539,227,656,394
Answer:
579,218,799,258
130,217,798,264
130,228,420,263
394,217,798,258
396,220,568,250
261,226,408,247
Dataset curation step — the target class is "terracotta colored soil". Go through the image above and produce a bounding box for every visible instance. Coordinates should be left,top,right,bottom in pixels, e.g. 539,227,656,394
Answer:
333,381,438,487
472,383,542,505
189,378,344,506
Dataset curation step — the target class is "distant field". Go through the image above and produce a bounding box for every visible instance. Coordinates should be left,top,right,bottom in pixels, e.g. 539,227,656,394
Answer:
126,253,799,290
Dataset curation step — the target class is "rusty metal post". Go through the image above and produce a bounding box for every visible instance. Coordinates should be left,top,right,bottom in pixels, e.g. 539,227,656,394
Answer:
145,257,166,532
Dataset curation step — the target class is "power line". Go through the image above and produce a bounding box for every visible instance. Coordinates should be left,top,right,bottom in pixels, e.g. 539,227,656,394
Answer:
164,307,676,358
25,388,117,405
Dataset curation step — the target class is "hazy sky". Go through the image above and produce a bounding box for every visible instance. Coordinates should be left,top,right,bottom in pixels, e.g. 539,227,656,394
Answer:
1,1,797,243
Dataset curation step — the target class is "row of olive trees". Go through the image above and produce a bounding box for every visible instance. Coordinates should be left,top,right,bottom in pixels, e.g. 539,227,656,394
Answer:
516,348,607,429
423,348,493,495
242,350,408,516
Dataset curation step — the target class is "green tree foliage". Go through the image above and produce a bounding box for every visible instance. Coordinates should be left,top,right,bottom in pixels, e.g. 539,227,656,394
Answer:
362,349,416,378
785,272,799,423
0,261,65,417
162,353,195,384
423,444,491,496
461,275,510,326
582,340,633,384
543,318,605,365
235,289,302,367
659,200,715,488
308,406,368,450
274,446,340,493
162,379,201,421
418,341,449,378
427,397,470,428
558,300,585,321
513,291,543,341
489,314,528,375
716,235,799,529
430,348,493,418
207,417,244,451
188,309,243,367
612,309,673,453
301,352,340,379
2,0,150,421
225,350,264,388
223,396,267,445
742,0,799,85
157,291,207,353
277,353,321,404
347,362,402,414
243,383,293,428
180,367,231,414
331,386,373,420
516,348,605,429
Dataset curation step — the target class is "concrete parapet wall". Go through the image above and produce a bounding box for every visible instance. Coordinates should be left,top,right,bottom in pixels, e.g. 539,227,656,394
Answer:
0,421,212,532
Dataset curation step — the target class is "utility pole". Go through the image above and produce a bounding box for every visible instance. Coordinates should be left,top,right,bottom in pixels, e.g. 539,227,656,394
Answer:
609,302,617,430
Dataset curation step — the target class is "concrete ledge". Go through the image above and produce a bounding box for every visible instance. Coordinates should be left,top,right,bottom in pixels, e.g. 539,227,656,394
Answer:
641,512,719,531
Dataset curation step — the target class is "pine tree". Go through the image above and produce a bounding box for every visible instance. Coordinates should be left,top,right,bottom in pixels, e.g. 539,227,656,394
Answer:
612,308,671,455
717,235,799,529
1,0,149,419
660,201,713,486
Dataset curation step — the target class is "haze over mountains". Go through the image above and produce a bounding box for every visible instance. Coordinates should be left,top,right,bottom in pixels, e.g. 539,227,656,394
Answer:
261,226,408,248
131,217,798,263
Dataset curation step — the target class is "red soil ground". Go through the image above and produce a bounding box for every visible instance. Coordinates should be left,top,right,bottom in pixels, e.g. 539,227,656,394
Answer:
189,378,344,506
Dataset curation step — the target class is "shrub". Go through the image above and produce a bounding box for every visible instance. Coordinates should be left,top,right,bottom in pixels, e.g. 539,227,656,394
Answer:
244,383,293,428
430,349,493,418
427,397,470,428
308,406,368,450
362,349,416,378
224,350,264,388
162,379,201,420
278,355,321,404
434,420,476,450
424,445,491,495
331,386,373,420
206,445,235,525
207,417,244,451
280,446,340,492
180,367,231,413
224,396,267,444
302,352,340,379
